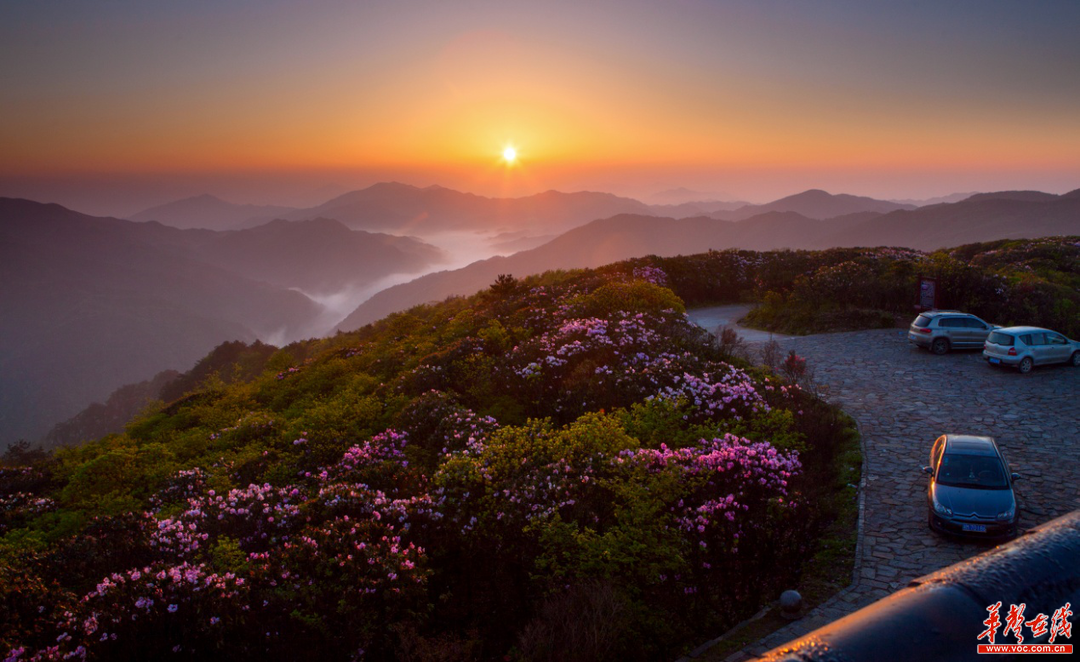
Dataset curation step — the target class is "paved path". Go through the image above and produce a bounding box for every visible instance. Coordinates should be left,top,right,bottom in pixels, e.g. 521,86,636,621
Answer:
685,308,1080,660
686,305,794,343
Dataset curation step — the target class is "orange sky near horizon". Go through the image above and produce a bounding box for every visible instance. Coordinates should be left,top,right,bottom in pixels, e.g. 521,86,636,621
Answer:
2,1,1079,211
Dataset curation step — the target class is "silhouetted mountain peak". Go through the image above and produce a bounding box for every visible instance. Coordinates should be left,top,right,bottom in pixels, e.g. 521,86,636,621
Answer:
719,189,915,221
291,183,653,233
185,193,228,204
129,194,297,230
777,189,877,205
785,188,831,199
963,191,1060,203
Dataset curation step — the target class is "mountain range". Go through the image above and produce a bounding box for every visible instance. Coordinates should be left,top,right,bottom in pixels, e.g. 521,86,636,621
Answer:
130,183,661,235
711,189,916,221
129,194,298,230
278,183,659,234
0,198,441,446
8,184,1079,447
335,189,1080,331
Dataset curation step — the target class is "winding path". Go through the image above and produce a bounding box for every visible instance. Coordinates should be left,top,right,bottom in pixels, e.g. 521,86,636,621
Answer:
685,307,1080,660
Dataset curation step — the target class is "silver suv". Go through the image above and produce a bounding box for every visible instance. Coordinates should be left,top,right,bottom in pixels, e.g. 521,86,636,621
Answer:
908,310,998,355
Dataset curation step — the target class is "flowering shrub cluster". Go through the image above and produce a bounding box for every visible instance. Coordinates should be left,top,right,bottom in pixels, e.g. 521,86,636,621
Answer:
0,254,871,660
731,238,1080,336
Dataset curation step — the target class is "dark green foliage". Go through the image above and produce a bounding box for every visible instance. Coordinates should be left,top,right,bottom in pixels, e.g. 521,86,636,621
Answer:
740,238,1080,336
2,249,873,661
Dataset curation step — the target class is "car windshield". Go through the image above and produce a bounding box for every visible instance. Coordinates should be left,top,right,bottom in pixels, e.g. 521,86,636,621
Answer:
987,331,1014,346
936,454,1008,489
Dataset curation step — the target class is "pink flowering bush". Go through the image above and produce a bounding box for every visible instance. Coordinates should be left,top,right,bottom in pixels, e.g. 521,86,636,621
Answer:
2,258,866,660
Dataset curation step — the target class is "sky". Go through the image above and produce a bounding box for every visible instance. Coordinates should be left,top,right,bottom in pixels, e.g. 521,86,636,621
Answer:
2,0,1079,215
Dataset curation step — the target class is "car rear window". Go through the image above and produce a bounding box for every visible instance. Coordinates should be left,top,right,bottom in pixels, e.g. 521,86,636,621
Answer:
987,332,1014,346
913,315,931,328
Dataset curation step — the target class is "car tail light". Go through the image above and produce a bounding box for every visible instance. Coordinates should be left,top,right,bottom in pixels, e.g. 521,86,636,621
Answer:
918,328,932,334
1008,347,1017,356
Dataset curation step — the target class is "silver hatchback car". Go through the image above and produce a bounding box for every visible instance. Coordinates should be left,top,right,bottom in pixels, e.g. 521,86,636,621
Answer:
983,326,1080,373
908,310,998,355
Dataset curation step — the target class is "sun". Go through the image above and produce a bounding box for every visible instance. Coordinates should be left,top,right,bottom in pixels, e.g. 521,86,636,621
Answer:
502,145,517,164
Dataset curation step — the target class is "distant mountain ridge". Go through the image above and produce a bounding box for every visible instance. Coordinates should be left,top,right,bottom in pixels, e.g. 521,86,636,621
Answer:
0,198,442,446
715,189,916,221
961,190,1063,204
9,184,1077,446
283,182,656,234
336,189,1080,331
130,194,297,230
889,192,978,206
129,184,918,238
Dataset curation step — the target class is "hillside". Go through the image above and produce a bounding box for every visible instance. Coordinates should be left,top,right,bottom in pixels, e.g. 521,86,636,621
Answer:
181,217,442,293
0,261,858,661
337,192,1080,330
43,341,279,448
0,199,441,446
736,237,1080,336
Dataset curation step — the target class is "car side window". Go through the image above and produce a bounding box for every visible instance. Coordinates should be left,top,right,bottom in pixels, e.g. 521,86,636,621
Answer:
940,318,960,328
1048,334,1066,345
1031,333,1047,346
1020,334,1033,345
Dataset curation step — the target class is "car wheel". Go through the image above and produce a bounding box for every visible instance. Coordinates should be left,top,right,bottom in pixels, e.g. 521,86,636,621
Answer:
1018,357,1033,374
931,338,949,355
1071,351,1080,367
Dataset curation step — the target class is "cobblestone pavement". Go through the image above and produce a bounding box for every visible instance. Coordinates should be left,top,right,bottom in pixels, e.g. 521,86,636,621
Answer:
694,321,1080,660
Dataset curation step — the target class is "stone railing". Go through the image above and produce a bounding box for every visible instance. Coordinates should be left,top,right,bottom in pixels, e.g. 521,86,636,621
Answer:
757,510,1080,661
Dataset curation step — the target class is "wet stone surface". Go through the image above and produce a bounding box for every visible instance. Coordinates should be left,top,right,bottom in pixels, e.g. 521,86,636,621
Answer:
704,324,1079,661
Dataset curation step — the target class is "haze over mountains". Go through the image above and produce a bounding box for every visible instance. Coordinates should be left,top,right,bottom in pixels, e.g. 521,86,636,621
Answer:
130,194,298,230
335,188,1080,330
0,198,441,446
6,183,1079,447
131,183,659,235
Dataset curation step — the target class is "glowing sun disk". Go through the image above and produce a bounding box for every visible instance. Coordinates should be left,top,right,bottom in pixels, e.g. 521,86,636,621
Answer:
502,146,517,163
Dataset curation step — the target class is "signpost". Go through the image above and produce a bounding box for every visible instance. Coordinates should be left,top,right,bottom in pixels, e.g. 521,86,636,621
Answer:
916,276,937,310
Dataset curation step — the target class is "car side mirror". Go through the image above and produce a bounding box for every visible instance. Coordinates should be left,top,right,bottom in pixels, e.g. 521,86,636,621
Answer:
922,466,933,476
1011,473,1021,481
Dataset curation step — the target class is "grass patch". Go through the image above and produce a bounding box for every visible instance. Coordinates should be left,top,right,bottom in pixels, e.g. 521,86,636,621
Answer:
742,299,898,336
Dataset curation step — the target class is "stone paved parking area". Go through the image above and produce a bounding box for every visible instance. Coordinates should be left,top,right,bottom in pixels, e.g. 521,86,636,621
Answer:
685,312,1079,660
